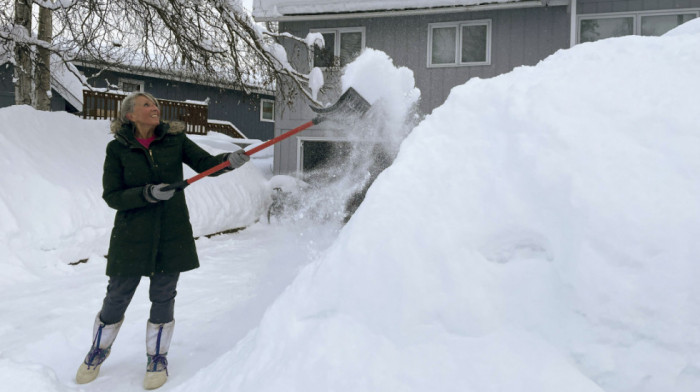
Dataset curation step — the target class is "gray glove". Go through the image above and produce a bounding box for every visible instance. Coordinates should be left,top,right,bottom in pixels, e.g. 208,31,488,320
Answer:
227,150,250,169
144,183,175,203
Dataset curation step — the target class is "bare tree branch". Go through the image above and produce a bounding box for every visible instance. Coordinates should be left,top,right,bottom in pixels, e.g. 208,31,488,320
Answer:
1,0,323,108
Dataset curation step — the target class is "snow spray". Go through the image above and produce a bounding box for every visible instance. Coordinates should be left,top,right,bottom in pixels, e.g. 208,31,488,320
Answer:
271,49,421,224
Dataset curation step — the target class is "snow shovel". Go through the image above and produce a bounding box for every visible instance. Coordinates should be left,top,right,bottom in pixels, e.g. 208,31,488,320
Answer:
162,88,371,191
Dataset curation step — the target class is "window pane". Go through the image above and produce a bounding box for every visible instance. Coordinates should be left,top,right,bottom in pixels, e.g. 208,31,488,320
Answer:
262,100,274,121
121,82,142,92
461,24,487,63
580,17,634,43
641,14,696,36
313,32,336,67
431,27,456,65
339,32,363,66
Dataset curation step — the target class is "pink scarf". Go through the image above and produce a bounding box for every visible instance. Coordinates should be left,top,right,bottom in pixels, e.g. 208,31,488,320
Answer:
137,135,156,149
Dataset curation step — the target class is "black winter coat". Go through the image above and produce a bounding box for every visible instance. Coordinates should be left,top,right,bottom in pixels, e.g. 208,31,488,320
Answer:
103,121,229,276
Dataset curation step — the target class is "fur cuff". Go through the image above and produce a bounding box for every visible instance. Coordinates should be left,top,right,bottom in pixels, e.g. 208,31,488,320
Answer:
143,185,158,203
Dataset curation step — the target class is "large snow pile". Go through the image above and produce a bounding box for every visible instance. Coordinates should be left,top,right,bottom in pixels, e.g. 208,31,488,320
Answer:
178,21,700,392
0,107,270,285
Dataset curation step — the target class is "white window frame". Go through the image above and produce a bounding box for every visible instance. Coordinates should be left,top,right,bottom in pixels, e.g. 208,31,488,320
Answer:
296,136,350,175
309,27,366,69
260,98,275,122
118,77,144,92
427,19,492,68
577,9,699,43
296,135,388,175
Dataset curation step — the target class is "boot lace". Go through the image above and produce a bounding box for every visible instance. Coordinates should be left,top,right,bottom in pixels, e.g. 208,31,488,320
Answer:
85,324,109,369
148,354,169,375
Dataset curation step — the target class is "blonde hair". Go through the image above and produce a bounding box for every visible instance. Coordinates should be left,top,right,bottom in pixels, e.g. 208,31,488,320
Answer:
119,92,160,124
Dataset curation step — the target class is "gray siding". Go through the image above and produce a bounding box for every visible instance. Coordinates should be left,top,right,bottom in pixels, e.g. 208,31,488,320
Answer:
578,0,700,14
0,65,14,108
0,64,78,112
1,63,276,140
273,5,572,175
271,0,700,175
281,6,570,115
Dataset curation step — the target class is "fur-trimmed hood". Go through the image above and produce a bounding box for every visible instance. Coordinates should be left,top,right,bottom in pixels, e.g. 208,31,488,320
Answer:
110,119,186,135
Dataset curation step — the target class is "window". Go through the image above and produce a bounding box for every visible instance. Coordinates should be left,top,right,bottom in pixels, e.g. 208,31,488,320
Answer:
118,78,144,92
579,10,698,43
580,16,634,43
641,13,696,36
260,99,274,122
428,20,491,67
311,27,365,68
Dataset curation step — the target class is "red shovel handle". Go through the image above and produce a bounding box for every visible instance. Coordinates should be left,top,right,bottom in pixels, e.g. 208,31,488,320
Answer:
164,118,321,191
245,119,318,155
161,160,231,191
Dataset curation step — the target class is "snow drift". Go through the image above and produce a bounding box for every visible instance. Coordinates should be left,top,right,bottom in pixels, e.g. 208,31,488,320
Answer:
178,21,700,392
0,107,270,285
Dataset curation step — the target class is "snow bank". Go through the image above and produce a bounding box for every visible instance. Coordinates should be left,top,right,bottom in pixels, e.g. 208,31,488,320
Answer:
180,21,700,392
0,106,270,285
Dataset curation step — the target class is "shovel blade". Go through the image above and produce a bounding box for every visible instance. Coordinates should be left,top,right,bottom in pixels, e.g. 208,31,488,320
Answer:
311,88,371,121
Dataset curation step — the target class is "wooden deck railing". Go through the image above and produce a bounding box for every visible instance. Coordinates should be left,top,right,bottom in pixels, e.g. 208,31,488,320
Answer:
82,90,209,135
207,121,246,139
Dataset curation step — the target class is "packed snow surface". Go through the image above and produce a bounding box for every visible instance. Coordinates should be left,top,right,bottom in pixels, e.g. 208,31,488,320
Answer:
1,19,700,392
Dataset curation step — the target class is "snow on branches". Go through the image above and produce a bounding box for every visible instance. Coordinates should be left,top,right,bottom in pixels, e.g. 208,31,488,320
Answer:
1,0,325,106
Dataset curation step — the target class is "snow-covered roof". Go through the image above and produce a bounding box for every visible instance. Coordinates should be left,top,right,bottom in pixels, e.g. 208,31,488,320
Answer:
0,51,85,111
253,0,546,20
74,59,275,96
50,56,87,111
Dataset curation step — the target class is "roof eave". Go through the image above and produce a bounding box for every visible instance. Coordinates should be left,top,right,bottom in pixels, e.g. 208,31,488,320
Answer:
72,60,275,96
253,0,569,22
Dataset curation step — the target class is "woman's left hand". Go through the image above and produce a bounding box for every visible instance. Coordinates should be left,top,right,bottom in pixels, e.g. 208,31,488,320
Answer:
227,150,250,169
144,183,176,203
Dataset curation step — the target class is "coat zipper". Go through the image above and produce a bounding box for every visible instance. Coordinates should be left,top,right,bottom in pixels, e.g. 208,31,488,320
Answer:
139,144,160,274
149,149,158,168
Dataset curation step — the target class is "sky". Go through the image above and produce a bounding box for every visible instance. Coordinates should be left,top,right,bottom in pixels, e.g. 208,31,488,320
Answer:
1,17,700,392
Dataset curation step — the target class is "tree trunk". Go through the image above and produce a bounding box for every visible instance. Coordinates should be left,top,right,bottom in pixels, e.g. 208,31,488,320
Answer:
35,6,53,111
13,0,32,106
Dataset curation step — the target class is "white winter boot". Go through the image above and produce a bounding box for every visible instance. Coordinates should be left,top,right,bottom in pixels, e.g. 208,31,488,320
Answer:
143,319,175,390
75,313,124,384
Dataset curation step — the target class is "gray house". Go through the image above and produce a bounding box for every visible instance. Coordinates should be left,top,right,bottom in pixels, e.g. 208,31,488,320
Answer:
253,0,699,176
74,62,277,141
0,60,277,141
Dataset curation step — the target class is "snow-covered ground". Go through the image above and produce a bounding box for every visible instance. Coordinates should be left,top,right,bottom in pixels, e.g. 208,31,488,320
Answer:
2,19,700,392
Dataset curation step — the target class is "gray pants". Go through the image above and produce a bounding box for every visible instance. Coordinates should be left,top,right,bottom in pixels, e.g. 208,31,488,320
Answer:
99,273,179,325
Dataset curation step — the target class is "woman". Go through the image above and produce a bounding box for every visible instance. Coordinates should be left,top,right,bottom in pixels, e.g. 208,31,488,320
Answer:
75,92,249,389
